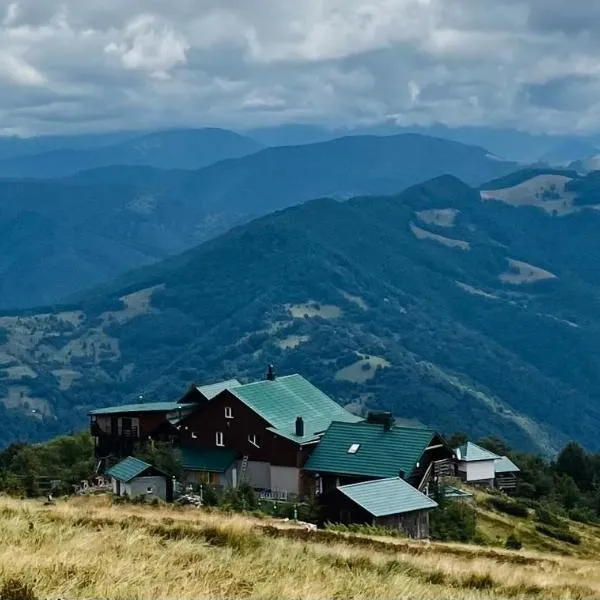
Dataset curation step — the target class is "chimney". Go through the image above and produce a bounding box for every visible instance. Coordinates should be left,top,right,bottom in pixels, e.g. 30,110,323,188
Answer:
367,411,394,431
295,417,305,437
266,365,276,381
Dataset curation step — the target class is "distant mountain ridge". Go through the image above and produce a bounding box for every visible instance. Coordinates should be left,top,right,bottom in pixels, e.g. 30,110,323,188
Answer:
4,174,600,454
0,128,264,178
0,133,518,310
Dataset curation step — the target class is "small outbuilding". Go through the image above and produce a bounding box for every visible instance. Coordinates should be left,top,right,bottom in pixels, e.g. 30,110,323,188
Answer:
107,456,173,502
455,442,500,486
181,447,239,487
494,456,520,491
324,477,438,539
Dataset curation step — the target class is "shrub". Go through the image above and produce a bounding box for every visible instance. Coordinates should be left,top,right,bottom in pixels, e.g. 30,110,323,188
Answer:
430,501,477,542
325,522,406,538
535,506,561,527
0,578,37,600
535,524,581,545
505,533,523,550
568,507,598,525
487,497,529,518
462,573,495,590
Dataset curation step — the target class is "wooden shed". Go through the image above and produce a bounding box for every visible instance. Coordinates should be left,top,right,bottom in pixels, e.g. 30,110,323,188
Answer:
494,456,520,491
324,477,438,539
455,442,500,486
107,456,173,502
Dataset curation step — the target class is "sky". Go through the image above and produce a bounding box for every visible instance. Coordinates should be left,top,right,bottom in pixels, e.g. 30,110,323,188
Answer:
1,0,599,136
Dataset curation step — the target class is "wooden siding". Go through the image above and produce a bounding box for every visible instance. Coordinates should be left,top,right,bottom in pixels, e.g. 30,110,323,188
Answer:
319,489,432,539
375,510,430,539
178,390,312,469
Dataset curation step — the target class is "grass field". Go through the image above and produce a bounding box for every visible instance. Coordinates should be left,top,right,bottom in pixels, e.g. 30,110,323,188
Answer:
1,495,600,600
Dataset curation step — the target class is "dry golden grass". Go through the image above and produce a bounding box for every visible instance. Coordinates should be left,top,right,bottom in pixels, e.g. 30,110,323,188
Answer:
0,495,599,600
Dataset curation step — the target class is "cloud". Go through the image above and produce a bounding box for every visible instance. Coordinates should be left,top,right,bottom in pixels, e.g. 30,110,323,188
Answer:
0,0,599,135
105,14,189,79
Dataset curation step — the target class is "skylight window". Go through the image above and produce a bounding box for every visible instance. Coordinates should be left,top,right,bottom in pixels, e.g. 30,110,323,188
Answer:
348,443,360,454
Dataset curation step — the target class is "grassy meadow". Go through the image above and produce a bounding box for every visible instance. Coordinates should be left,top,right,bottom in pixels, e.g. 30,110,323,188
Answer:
1,495,600,599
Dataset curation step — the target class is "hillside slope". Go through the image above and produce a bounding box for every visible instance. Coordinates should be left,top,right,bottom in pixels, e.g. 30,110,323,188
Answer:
4,176,600,451
3,495,600,600
0,134,517,310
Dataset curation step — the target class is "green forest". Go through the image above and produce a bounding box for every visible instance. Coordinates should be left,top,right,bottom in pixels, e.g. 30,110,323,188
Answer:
4,173,600,453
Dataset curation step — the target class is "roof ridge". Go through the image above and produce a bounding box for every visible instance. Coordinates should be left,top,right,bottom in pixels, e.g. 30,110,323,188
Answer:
233,373,298,390
338,476,402,489
341,420,436,434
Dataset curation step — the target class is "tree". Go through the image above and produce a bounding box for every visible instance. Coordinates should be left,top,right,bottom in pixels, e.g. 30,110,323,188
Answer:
445,432,468,449
136,443,184,480
556,442,592,491
478,435,511,457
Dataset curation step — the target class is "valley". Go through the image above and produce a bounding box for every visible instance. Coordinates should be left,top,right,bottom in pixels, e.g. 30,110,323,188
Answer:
4,170,600,454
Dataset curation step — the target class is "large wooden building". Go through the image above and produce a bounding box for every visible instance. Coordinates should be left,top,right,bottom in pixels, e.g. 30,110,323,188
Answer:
304,414,454,494
175,373,363,497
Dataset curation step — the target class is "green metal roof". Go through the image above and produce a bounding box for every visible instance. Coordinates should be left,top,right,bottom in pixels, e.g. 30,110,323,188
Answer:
494,456,520,474
197,379,242,400
304,421,435,478
107,456,152,482
433,486,473,499
230,375,362,443
181,447,238,473
338,477,438,517
455,442,500,462
90,402,183,416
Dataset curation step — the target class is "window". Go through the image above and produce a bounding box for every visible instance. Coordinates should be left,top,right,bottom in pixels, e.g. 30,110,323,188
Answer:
225,406,233,419
191,431,198,439
347,443,360,454
248,434,260,448
216,431,224,447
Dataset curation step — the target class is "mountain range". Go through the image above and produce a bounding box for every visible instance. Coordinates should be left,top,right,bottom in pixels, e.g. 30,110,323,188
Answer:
0,133,518,310
4,169,600,455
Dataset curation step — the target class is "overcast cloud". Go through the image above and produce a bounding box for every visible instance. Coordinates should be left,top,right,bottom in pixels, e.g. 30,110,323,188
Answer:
0,0,599,136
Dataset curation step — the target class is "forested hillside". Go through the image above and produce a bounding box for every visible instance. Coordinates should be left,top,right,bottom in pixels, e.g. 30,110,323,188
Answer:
0,134,516,309
4,174,600,452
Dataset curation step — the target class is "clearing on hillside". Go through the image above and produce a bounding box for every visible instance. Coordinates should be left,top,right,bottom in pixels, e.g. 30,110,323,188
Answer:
335,355,391,383
277,335,311,350
416,208,460,228
500,260,557,285
339,290,368,310
480,174,580,216
410,223,470,250
287,302,342,319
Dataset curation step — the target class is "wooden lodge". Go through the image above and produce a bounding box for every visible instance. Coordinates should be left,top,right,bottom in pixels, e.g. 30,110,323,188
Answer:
89,366,519,537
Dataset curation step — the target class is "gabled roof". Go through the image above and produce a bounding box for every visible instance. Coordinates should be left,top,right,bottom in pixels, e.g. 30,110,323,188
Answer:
181,447,238,473
226,374,362,443
304,421,435,478
90,402,183,416
338,477,438,517
494,456,520,474
197,379,242,400
455,442,500,462
107,456,156,482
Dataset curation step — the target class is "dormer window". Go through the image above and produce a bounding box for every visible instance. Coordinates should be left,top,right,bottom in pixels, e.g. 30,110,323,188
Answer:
348,443,360,454
225,406,233,419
